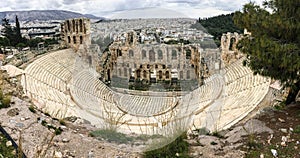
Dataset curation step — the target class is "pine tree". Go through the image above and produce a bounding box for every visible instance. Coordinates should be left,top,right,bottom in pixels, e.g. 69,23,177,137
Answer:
234,0,300,104
15,15,22,45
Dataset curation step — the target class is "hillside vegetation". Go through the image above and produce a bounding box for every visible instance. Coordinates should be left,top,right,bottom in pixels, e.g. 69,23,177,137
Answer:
191,13,243,46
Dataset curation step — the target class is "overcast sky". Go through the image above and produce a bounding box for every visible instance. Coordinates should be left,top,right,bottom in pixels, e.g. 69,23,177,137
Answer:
1,0,264,18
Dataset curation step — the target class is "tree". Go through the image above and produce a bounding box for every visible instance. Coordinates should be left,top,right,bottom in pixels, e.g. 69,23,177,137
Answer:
1,18,13,46
233,0,300,104
14,15,22,45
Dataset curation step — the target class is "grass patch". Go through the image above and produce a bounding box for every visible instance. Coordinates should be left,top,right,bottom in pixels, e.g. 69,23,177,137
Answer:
143,133,190,158
28,105,36,113
211,131,224,138
59,119,66,126
0,133,15,158
89,129,133,144
135,134,163,141
293,125,300,133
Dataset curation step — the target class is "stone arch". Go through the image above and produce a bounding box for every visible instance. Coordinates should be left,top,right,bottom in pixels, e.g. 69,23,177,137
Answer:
158,49,163,59
136,69,141,79
67,20,70,31
149,50,155,62
172,50,177,59
142,49,146,59
72,19,76,32
67,36,71,43
80,36,83,44
166,71,170,79
158,70,163,79
129,50,134,57
73,36,76,44
229,37,236,51
79,19,83,32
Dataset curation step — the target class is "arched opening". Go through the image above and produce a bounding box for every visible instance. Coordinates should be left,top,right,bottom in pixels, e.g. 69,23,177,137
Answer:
166,71,170,79
149,50,155,62
80,36,83,44
158,70,163,79
129,50,134,57
72,19,76,32
142,49,146,59
172,50,177,59
73,36,76,44
67,36,71,43
67,20,70,31
186,49,191,59
79,19,83,32
186,70,190,79
158,49,163,59
136,69,141,79
229,38,236,51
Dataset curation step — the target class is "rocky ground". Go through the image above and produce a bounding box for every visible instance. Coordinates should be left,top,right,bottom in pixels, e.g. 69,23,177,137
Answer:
188,103,300,158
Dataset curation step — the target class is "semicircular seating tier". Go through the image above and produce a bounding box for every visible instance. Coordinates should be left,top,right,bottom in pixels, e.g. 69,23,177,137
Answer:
21,49,270,135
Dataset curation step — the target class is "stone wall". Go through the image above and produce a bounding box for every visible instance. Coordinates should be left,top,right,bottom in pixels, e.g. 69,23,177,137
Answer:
220,32,243,65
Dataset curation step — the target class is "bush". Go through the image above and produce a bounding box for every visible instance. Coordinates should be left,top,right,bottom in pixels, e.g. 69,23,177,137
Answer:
59,119,66,126
0,95,11,109
294,125,300,133
89,129,133,144
28,105,36,113
143,133,190,158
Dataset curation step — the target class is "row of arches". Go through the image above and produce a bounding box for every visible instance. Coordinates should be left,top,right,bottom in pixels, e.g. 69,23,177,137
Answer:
67,35,83,44
127,49,190,61
116,68,191,80
66,19,85,33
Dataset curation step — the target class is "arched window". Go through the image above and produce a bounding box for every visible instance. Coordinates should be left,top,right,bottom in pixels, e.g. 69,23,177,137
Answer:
166,71,170,79
142,50,146,59
73,36,76,44
67,36,71,43
129,50,134,57
149,50,155,62
186,70,190,79
136,70,141,78
79,19,83,32
123,68,127,77
172,50,177,59
72,19,76,32
80,36,83,44
158,49,163,59
158,71,163,79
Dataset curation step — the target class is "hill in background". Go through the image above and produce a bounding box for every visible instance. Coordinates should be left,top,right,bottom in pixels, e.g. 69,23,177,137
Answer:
191,13,243,46
0,10,103,22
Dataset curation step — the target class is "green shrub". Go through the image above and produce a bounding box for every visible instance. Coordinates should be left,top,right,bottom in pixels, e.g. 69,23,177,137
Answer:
0,95,11,109
143,133,190,158
293,125,300,133
89,129,133,144
59,119,66,126
28,105,36,113
0,133,16,158
55,127,63,135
